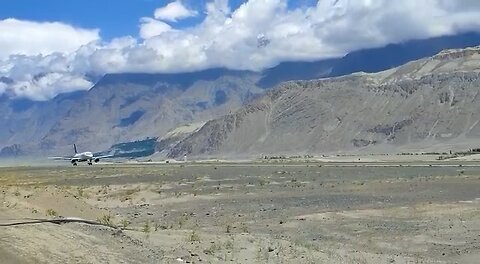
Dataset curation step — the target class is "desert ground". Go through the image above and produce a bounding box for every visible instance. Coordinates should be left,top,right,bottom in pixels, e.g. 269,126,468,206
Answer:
0,160,479,263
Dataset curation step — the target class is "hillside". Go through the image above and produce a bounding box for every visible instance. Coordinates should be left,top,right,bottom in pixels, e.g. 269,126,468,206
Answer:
2,33,480,156
38,69,262,153
167,47,480,158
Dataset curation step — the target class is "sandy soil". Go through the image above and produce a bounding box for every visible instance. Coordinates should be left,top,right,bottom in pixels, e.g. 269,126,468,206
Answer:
1,162,479,263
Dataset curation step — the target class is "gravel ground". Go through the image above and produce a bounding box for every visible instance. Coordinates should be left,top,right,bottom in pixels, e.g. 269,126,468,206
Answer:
0,162,479,263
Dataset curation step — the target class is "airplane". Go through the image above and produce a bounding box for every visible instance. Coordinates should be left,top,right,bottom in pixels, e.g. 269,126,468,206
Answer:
49,144,113,166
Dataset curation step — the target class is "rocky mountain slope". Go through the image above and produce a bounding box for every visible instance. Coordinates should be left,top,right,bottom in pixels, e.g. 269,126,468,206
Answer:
167,47,480,158
1,33,480,156
0,91,87,155
38,69,263,154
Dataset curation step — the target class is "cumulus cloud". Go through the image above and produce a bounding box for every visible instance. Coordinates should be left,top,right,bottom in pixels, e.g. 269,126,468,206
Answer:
2,0,480,100
0,52,95,100
0,18,99,100
136,0,480,71
154,1,198,22
0,18,99,59
9,72,93,100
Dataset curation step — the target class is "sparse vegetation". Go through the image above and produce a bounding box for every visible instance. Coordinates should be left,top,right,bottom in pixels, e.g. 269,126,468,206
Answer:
142,220,151,239
120,219,130,229
46,208,58,217
97,214,115,227
153,221,167,231
76,186,90,198
177,213,191,228
188,230,201,242
142,220,151,234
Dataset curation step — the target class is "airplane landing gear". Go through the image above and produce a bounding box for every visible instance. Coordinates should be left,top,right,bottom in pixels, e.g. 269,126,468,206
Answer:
72,163,78,166
88,159,93,165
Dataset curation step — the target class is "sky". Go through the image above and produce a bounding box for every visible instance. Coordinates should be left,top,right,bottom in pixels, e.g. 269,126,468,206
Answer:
1,0,480,100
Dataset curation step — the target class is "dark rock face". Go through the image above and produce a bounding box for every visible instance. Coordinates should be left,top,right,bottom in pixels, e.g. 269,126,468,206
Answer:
0,144,24,157
368,120,414,137
118,111,145,127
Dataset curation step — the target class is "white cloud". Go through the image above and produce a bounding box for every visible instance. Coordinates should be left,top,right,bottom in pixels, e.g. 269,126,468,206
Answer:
154,1,198,22
139,18,173,39
133,0,480,71
0,52,95,100
0,18,99,59
0,18,99,100
10,72,93,101
2,0,480,100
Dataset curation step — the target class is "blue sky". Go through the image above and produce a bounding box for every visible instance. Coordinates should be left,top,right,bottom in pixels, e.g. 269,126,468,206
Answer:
1,0,195,39
1,0,317,40
1,0,480,100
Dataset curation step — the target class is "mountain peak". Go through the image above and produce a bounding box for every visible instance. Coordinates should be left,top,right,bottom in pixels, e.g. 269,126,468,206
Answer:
433,45,480,60
376,45,480,83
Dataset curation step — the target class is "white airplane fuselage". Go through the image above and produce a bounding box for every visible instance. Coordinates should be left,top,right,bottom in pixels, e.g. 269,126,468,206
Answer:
73,152,94,163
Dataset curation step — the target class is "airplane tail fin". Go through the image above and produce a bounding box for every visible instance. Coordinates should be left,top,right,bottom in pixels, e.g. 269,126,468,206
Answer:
74,144,78,154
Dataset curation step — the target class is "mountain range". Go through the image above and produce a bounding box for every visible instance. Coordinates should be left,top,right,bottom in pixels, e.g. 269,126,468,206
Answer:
2,32,480,158
167,46,480,158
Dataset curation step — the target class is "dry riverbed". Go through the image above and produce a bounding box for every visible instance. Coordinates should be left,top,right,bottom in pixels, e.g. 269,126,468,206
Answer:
0,163,479,263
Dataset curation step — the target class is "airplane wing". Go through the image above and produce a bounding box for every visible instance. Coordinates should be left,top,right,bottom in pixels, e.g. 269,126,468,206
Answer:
93,154,114,159
48,156,73,161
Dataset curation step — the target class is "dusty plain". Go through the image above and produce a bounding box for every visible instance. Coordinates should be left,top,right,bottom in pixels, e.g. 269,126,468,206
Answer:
0,160,479,263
